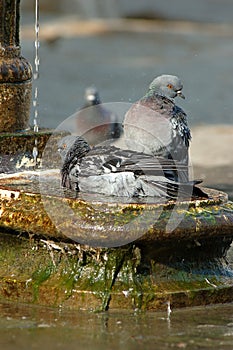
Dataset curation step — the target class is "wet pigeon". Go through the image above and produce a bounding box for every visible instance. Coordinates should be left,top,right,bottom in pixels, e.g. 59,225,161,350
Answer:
76,86,122,145
123,75,191,182
58,135,207,199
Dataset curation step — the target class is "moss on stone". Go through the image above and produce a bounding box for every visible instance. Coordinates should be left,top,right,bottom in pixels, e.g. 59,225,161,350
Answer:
0,173,232,310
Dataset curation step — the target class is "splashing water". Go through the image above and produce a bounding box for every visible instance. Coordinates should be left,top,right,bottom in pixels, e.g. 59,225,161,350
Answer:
167,300,172,318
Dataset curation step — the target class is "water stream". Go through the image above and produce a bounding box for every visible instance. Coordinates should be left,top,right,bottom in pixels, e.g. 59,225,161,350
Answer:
32,0,40,165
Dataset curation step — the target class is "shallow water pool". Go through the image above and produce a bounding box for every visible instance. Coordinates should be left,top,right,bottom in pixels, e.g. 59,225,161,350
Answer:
0,301,233,350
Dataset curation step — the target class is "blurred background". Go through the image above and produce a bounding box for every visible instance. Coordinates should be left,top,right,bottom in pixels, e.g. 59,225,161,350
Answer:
20,0,233,194
20,0,233,127
22,0,233,22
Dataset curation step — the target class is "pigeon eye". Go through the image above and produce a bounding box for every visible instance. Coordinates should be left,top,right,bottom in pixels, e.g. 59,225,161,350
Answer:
167,84,173,89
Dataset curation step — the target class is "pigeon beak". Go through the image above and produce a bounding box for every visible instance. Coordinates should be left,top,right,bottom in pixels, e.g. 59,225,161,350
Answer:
177,90,185,99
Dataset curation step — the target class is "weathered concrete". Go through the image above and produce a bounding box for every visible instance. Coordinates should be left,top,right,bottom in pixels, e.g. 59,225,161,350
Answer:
0,129,68,173
190,125,233,199
0,170,232,311
191,125,233,170
0,175,232,245
0,231,232,312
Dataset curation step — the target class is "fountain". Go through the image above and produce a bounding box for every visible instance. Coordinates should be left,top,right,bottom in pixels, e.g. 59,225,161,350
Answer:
0,0,32,132
0,1,233,312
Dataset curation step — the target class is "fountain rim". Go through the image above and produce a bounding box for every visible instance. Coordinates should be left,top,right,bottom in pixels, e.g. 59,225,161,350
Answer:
0,173,228,209
0,173,232,248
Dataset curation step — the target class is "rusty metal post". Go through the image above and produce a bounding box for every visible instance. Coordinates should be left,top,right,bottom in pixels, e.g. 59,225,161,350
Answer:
0,0,32,132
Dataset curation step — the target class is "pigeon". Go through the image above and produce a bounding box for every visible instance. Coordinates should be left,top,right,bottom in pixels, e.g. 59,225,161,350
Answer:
82,86,101,108
123,75,191,182
58,135,207,200
75,86,122,145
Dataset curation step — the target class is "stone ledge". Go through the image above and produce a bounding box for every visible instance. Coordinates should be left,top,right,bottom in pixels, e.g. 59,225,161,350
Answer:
0,232,232,311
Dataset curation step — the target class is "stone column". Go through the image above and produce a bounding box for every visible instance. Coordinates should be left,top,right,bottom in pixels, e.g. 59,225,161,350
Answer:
0,0,32,132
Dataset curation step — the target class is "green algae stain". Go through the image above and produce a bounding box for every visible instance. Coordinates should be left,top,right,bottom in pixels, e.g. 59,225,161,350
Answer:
61,245,146,312
31,264,55,301
85,248,129,311
0,225,232,311
57,259,85,302
109,246,155,310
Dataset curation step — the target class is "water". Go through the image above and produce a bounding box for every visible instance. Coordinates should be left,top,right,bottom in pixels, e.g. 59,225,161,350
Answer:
0,237,232,349
0,301,232,349
32,0,40,165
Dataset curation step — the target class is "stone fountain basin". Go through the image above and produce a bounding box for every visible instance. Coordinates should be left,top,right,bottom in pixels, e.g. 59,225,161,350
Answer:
0,171,233,311
0,170,232,247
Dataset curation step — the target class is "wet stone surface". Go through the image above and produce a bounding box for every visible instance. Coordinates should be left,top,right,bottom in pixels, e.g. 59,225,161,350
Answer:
0,171,232,246
0,170,232,310
0,231,232,312
0,230,233,310
0,130,68,172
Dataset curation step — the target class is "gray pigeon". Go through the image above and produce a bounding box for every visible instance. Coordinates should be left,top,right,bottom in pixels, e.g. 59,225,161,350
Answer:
76,86,122,145
82,86,101,107
123,75,191,182
58,135,207,199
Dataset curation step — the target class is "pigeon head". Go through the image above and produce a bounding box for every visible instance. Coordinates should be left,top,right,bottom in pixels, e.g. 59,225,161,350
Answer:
58,135,90,160
84,86,101,105
148,75,185,99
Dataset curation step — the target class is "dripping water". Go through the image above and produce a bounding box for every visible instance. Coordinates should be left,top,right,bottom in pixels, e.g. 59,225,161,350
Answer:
32,0,40,165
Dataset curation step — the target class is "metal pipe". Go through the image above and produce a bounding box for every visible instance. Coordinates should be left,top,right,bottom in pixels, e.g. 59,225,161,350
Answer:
0,0,32,132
